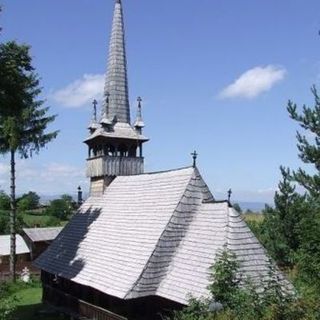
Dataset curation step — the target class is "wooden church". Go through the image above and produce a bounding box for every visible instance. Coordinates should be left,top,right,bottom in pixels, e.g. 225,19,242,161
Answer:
35,1,289,319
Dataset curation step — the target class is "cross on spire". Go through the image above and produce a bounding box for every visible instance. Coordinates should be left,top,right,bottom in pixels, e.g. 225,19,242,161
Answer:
228,189,232,202
191,151,198,168
137,97,142,119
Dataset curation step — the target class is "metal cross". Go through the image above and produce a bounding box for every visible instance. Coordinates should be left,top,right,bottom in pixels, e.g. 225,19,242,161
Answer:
191,150,198,168
92,99,98,121
228,189,232,202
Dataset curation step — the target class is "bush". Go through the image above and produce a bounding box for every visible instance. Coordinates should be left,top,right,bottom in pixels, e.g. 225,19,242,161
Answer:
0,282,18,320
172,248,320,320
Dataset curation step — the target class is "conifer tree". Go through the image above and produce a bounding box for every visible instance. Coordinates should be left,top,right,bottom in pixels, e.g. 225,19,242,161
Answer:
286,86,320,292
0,41,58,280
287,86,320,197
261,167,306,267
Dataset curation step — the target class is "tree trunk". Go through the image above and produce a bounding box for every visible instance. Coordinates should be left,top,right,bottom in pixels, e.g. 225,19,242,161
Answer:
10,149,16,282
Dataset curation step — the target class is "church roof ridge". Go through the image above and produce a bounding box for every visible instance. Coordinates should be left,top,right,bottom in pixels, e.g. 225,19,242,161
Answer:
139,166,194,176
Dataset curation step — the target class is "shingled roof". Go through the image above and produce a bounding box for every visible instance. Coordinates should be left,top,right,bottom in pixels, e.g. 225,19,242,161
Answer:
0,235,30,256
23,227,63,243
35,167,288,305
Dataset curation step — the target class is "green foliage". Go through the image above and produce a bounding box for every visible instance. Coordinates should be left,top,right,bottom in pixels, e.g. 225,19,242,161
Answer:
257,167,307,268
208,249,241,309
0,282,18,320
172,249,320,320
295,199,320,294
0,296,17,320
17,191,40,211
0,41,58,279
1,279,68,320
0,41,58,157
22,212,61,228
287,86,320,197
0,191,10,210
285,87,320,293
46,195,74,220
60,194,77,210
172,298,212,320
0,210,24,235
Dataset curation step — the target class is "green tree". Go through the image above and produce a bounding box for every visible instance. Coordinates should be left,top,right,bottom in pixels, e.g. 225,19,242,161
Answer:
46,197,73,221
172,248,307,320
287,86,320,197
60,194,77,210
208,249,241,309
286,87,320,293
0,42,58,280
296,200,320,294
0,191,10,210
17,191,40,211
260,167,306,268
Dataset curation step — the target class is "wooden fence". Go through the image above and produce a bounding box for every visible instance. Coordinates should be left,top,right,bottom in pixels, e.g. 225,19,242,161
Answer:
0,261,40,282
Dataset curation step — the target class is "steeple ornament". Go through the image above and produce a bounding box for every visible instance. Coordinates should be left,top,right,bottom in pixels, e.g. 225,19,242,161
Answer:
191,151,198,168
228,189,232,202
88,99,99,132
134,96,145,131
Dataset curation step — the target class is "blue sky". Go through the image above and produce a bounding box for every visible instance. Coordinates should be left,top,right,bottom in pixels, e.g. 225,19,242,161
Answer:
0,0,319,202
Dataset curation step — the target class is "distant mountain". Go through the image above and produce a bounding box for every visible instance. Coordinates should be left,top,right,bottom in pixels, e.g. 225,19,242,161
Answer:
39,193,89,205
236,201,272,213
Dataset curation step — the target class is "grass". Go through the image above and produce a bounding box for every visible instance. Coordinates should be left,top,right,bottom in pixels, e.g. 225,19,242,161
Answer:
22,213,68,228
1,281,68,320
23,214,55,227
243,212,264,223
13,287,67,320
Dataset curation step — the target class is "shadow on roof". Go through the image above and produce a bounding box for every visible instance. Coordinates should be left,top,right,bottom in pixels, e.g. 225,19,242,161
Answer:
35,207,102,280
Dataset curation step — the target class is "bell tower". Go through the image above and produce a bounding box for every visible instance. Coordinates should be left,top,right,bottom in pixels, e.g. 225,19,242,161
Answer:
84,0,148,196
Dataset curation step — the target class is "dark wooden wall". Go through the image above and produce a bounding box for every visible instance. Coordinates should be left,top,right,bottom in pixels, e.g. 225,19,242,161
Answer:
42,271,184,320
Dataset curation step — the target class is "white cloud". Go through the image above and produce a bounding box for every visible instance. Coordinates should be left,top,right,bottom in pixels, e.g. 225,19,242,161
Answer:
51,74,105,108
0,163,9,176
219,65,286,99
0,160,88,195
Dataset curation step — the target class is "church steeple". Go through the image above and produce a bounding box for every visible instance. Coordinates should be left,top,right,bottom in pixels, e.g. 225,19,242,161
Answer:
84,0,149,196
103,0,130,124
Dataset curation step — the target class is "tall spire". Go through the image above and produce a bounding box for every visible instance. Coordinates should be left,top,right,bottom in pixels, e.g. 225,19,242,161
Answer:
103,0,130,124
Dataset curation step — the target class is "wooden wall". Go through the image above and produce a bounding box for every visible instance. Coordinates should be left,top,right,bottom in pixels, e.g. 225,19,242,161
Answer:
42,271,183,320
